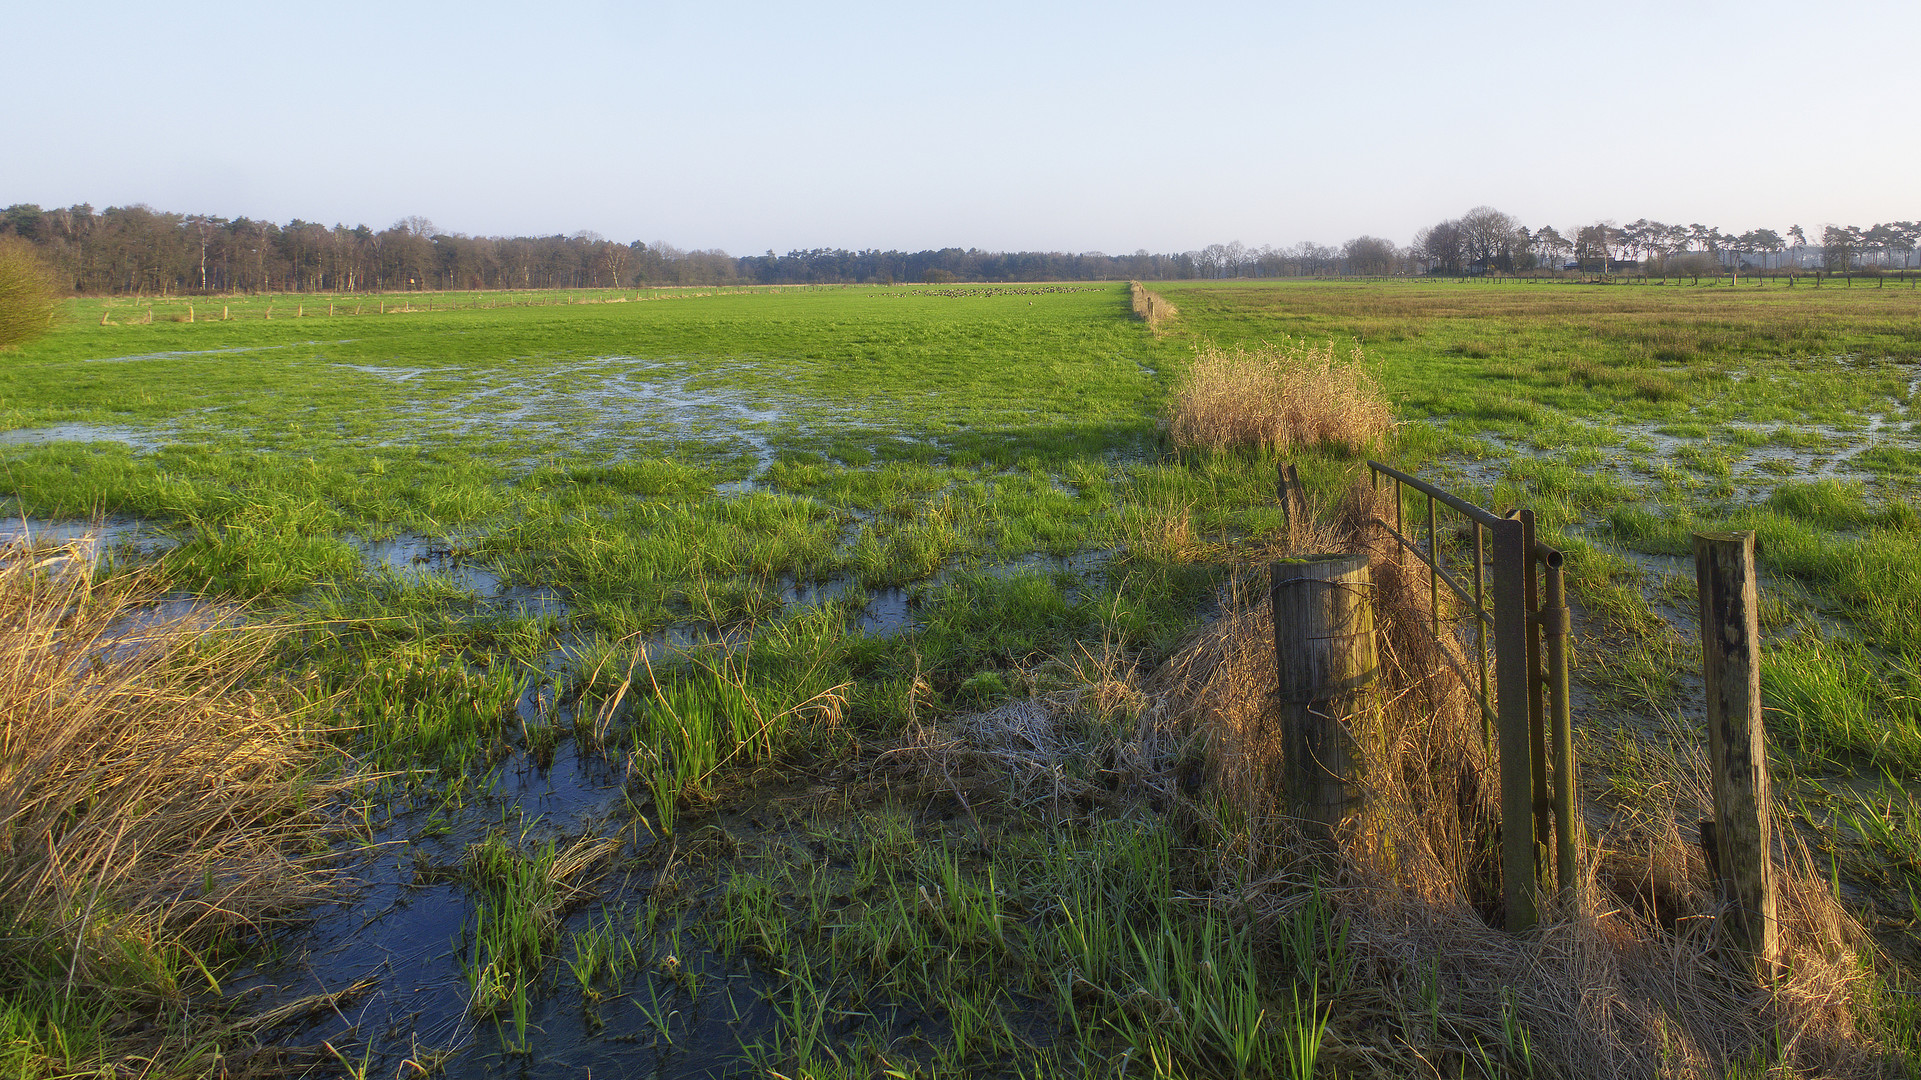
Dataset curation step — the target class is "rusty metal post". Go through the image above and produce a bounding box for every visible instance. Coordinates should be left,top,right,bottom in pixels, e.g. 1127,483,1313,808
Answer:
1693,530,1779,976
1491,517,1536,930
1473,520,1490,755
1516,509,1550,857
1272,554,1379,844
1426,494,1440,640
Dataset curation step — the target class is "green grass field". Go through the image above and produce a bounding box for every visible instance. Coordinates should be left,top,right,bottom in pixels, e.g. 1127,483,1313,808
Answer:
3,279,1918,1077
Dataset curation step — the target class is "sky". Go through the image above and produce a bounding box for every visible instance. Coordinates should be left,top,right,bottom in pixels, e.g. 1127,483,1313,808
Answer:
4,0,1916,255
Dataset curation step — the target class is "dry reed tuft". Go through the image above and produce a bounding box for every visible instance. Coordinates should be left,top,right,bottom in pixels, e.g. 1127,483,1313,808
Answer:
1129,280,1178,328
1159,479,1895,1078
0,540,344,995
0,236,61,350
1165,338,1394,456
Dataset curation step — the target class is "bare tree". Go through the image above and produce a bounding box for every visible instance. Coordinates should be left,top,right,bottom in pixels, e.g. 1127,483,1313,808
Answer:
1457,206,1523,272
1413,220,1466,275
1342,235,1399,276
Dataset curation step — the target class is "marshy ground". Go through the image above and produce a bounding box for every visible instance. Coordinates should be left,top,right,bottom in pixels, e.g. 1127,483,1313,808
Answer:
1,279,1917,1078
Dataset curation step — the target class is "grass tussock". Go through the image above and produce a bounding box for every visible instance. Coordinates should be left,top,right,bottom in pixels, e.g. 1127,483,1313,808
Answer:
1157,480,1895,1079
1129,280,1178,328
0,236,61,350
1166,338,1394,456
0,540,344,1067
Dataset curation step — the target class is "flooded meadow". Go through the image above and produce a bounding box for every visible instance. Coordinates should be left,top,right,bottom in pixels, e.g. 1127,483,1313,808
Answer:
3,280,1919,1077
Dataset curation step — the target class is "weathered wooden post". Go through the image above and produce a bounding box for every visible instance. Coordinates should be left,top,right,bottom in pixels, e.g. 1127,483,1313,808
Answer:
1276,462,1308,550
1272,554,1378,843
1693,530,1779,976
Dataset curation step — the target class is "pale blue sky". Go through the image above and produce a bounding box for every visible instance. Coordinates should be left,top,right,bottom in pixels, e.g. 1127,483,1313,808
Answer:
5,0,1915,253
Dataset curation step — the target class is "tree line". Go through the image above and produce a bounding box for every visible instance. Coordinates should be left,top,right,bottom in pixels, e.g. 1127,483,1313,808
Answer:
1411,207,1921,276
3,200,1915,295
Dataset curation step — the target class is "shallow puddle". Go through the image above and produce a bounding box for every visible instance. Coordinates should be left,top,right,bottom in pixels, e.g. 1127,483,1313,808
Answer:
334,362,437,382
1436,411,1919,512
353,532,569,617
783,575,912,634
381,357,800,472
0,423,170,452
0,516,174,560
231,739,816,1078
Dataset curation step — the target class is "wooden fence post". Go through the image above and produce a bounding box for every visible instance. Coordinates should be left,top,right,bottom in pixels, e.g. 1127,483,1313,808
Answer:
1693,530,1779,975
1271,554,1378,843
1277,462,1307,550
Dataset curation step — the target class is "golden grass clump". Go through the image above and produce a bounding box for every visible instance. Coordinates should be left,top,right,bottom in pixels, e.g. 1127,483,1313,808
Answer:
0,540,343,995
0,236,61,350
1165,338,1393,455
1158,479,1894,1078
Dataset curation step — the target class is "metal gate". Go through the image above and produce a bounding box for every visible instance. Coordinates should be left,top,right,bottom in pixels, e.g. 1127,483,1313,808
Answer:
1366,461,1576,930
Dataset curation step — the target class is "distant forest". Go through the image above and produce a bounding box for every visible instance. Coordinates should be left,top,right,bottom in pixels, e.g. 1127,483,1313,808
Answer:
2,201,1914,295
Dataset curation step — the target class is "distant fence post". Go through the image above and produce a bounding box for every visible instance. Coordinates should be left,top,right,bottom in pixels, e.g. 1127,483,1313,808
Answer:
1272,554,1378,843
1276,462,1307,549
1693,530,1779,976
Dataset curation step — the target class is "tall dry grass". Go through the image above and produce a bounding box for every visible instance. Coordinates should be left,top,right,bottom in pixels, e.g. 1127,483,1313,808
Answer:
0,236,61,349
1164,338,1394,455
1159,480,1895,1078
0,541,343,1002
